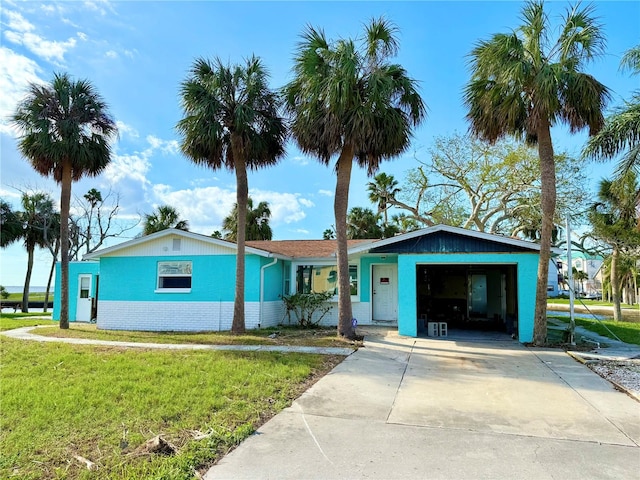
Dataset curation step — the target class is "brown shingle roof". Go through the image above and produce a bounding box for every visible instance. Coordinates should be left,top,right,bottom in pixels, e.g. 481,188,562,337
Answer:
246,239,372,258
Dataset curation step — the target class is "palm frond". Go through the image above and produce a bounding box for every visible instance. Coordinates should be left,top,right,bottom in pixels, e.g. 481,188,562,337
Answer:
620,45,640,75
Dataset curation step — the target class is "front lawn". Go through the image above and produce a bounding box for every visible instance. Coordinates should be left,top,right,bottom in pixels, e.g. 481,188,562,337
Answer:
549,315,640,346
0,313,55,331
0,337,342,479
32,323,357,349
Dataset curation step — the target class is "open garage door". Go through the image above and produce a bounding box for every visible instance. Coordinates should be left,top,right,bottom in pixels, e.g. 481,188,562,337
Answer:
416,264,518,335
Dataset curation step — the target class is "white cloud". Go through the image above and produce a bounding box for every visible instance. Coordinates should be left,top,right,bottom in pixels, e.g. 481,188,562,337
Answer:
250,190,312,225
0,47,43,134
4,10,35,32
115,120,139,138
77,31,88,41
83,0,116,16
3,10,79,63
145,185,315,235
291,155,310,166
103,134,183,198
152,185,236,234
105,50,118,59
4,30,77,63
104,152,151,186
318,189,333,197
146,135,179,155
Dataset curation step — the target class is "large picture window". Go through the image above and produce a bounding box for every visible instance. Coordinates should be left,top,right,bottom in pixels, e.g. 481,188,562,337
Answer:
296,264,358,296
157,261,192,291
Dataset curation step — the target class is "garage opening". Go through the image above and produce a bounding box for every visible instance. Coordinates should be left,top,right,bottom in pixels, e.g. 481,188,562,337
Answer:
416,265,518,335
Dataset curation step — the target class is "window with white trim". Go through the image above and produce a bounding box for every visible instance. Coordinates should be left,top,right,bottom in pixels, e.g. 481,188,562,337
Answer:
295,264,358,296
157,261,192,291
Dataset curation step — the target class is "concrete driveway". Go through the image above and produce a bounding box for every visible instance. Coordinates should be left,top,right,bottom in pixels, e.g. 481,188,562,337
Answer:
206,330,640,480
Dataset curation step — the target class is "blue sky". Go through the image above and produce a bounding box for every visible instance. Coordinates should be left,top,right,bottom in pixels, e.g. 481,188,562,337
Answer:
1,0,638,288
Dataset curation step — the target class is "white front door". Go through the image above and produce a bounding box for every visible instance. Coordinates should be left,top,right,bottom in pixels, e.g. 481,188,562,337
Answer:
76,275,92,322
372,265,398,322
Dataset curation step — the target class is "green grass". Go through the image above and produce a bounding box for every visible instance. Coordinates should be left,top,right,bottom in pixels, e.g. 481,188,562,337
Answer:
0,314,55,331
0,337,342,479
32,324,356,348
4,291,52,302
549,315,640,346
547,298,636,308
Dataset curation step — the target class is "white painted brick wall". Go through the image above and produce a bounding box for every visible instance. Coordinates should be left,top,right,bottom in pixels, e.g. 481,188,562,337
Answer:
97,300,371,331
260,301,285,328
97,301,260,332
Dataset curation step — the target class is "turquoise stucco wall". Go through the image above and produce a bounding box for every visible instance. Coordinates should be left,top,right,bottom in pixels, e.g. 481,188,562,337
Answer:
397,253,539,342
98,254,265,302
52,262,100,321
359,255,398,303
261,257,284,302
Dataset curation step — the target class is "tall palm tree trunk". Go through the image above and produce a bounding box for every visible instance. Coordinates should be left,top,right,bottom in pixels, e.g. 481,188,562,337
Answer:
610,246,622,321
59,160,72,329
533,121,556,345
232,142,248,334
335,146,355,339
21,245,34,313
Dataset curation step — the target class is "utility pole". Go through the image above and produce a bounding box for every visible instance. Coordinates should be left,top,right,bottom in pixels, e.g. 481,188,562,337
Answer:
566,215,575,345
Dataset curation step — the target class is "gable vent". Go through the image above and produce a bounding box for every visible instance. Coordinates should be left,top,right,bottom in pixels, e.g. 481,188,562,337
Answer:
172,238,181,251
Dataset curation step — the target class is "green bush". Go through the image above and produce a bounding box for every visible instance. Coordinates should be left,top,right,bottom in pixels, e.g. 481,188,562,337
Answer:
281,292,334,328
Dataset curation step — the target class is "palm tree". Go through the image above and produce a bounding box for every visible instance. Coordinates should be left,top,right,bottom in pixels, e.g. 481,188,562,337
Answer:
222,197,273,241
391,213,421,234
177,56,286,334
0,200,22,247
589,173,640,321
346,207,383,239
83,188,102,255
12,72,117,328
142,205,189,235
367,172,400,227
284,18,426,338
17,192,56,313
463,1,610,345
583,45,640,177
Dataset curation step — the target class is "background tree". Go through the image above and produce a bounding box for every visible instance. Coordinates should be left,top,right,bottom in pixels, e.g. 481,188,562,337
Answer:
177,56,286,334
222,197,273,241
588,172,640,320
380,135,589,237
12,72,117,329
322,228,335,240
390,213,421,234
284,18,425,338
583,45,640,177
463,1,609,345
346,207,383,239
0,200,22,247
69,188,138,259
142,205,189,236
16,192,57,313
367,173,400,228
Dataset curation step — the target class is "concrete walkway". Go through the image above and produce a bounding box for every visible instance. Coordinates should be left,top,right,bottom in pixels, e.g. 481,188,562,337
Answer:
0,326,354,356
548,317,640,361
206,330,640,480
